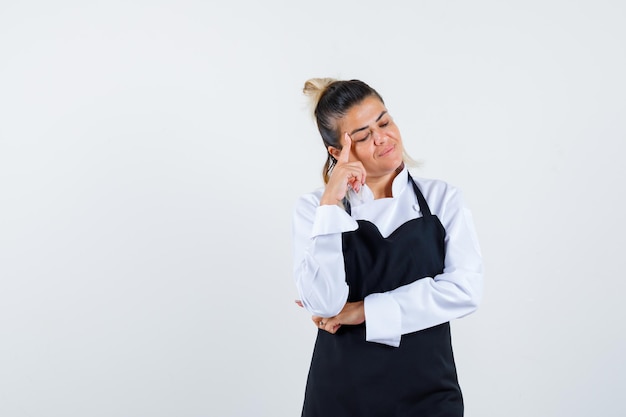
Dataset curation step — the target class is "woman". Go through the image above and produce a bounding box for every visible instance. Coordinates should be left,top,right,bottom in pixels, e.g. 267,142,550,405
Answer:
293,78,483,416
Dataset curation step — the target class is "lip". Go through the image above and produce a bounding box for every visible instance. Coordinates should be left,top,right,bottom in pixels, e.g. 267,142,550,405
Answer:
378,145,395,157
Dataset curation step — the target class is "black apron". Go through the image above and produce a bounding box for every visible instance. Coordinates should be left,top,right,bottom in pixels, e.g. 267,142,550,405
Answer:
302,174,463,417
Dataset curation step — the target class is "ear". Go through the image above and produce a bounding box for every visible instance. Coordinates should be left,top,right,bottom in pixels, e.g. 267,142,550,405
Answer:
328,146,341,160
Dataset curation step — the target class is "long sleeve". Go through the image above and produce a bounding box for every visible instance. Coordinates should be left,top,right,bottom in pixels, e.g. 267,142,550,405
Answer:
292,191,358,317
363,184,483,347
292,171,483,348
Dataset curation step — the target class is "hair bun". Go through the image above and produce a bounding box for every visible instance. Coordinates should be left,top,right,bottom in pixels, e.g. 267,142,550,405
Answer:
303,77,336,115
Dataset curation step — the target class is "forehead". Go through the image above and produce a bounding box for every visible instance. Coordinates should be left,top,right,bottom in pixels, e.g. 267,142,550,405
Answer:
339,96,387,131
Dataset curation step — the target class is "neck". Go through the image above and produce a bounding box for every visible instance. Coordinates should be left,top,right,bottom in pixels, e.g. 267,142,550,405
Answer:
366,165,404,199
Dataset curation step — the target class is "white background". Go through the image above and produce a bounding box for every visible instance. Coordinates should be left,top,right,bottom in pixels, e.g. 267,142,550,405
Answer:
1,1,625,416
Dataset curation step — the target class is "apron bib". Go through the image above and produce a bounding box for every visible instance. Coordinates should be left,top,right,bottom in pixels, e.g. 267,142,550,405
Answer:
302,174,463,417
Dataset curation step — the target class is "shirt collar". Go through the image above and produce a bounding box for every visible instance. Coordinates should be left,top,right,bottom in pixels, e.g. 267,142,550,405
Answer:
347,166,409,207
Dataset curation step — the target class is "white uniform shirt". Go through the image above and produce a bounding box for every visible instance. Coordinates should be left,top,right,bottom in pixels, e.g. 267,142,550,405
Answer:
292,167,483,347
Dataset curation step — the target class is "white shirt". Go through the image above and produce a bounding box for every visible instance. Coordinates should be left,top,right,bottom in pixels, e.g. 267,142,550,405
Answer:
292,167,483,347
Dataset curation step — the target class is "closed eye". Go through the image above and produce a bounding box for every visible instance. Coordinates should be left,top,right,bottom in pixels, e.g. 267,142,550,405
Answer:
379,118,391,128
355,133,370,143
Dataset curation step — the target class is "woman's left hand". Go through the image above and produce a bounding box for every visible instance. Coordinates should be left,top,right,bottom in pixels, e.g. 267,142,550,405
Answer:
310,301,365,334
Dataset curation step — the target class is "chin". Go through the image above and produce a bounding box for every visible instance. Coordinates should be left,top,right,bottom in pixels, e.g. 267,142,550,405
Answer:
386,154,404,168
375,160,403,176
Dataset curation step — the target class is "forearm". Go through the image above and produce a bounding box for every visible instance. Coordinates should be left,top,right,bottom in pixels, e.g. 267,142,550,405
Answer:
364,268,482,346
292,196,358,317
365,192,484,347
294,234,350,317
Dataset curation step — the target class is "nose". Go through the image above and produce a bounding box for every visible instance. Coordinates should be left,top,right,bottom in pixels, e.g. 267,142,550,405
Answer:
373,129,387,145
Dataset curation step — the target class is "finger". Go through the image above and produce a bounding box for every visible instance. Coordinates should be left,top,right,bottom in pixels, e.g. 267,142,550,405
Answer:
312,316,326,329
345,162,366,184
313,315,329,329
349,171,364,191
322,319,341,334
348,175,360,193
319,316,332,331
346,165,366,191
358,162,366,185
295,300,303,307
337,133,352,163
329,323,342,334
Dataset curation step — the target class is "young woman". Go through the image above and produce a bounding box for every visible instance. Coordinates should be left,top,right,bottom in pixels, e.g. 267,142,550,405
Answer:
293,78,483,416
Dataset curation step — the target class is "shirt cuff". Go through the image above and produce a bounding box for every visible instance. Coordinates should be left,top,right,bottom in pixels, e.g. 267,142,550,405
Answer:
364,292,401,347
310,204,358,237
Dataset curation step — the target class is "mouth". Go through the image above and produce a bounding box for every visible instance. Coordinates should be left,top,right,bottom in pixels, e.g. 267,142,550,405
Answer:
378,145,395,157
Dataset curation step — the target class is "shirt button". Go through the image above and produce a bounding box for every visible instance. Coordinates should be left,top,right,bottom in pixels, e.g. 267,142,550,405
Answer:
412,204,421,213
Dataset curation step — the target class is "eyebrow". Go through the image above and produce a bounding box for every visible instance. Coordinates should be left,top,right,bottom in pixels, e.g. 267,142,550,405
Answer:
350,111,388,135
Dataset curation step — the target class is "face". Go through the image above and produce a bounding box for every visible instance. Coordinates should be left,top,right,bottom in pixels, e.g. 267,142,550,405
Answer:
333,96,404,179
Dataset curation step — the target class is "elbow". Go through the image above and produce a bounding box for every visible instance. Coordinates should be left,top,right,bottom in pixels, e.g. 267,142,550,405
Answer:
294,254,349,317
465,294,480,316
438,266,482,317
459,271,483,316
296,276,349,318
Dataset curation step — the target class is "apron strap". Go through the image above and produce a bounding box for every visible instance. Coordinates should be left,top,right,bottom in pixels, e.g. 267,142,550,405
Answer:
407,172,432,217
342,196,352,215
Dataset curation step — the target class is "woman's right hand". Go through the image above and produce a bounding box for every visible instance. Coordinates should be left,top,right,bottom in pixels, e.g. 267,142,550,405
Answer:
319,133,366,206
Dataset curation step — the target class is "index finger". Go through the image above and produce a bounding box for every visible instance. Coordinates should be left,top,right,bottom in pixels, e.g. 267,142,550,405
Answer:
337,133,352,163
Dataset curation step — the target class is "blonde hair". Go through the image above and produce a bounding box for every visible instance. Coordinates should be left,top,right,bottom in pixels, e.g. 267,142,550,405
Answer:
303,78,336,117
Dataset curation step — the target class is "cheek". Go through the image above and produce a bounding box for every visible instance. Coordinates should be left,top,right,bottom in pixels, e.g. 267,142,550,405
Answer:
352,144,371,161
390,127,402,140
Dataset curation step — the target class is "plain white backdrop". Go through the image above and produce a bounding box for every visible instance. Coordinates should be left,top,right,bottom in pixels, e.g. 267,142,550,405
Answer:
1,1,625,416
